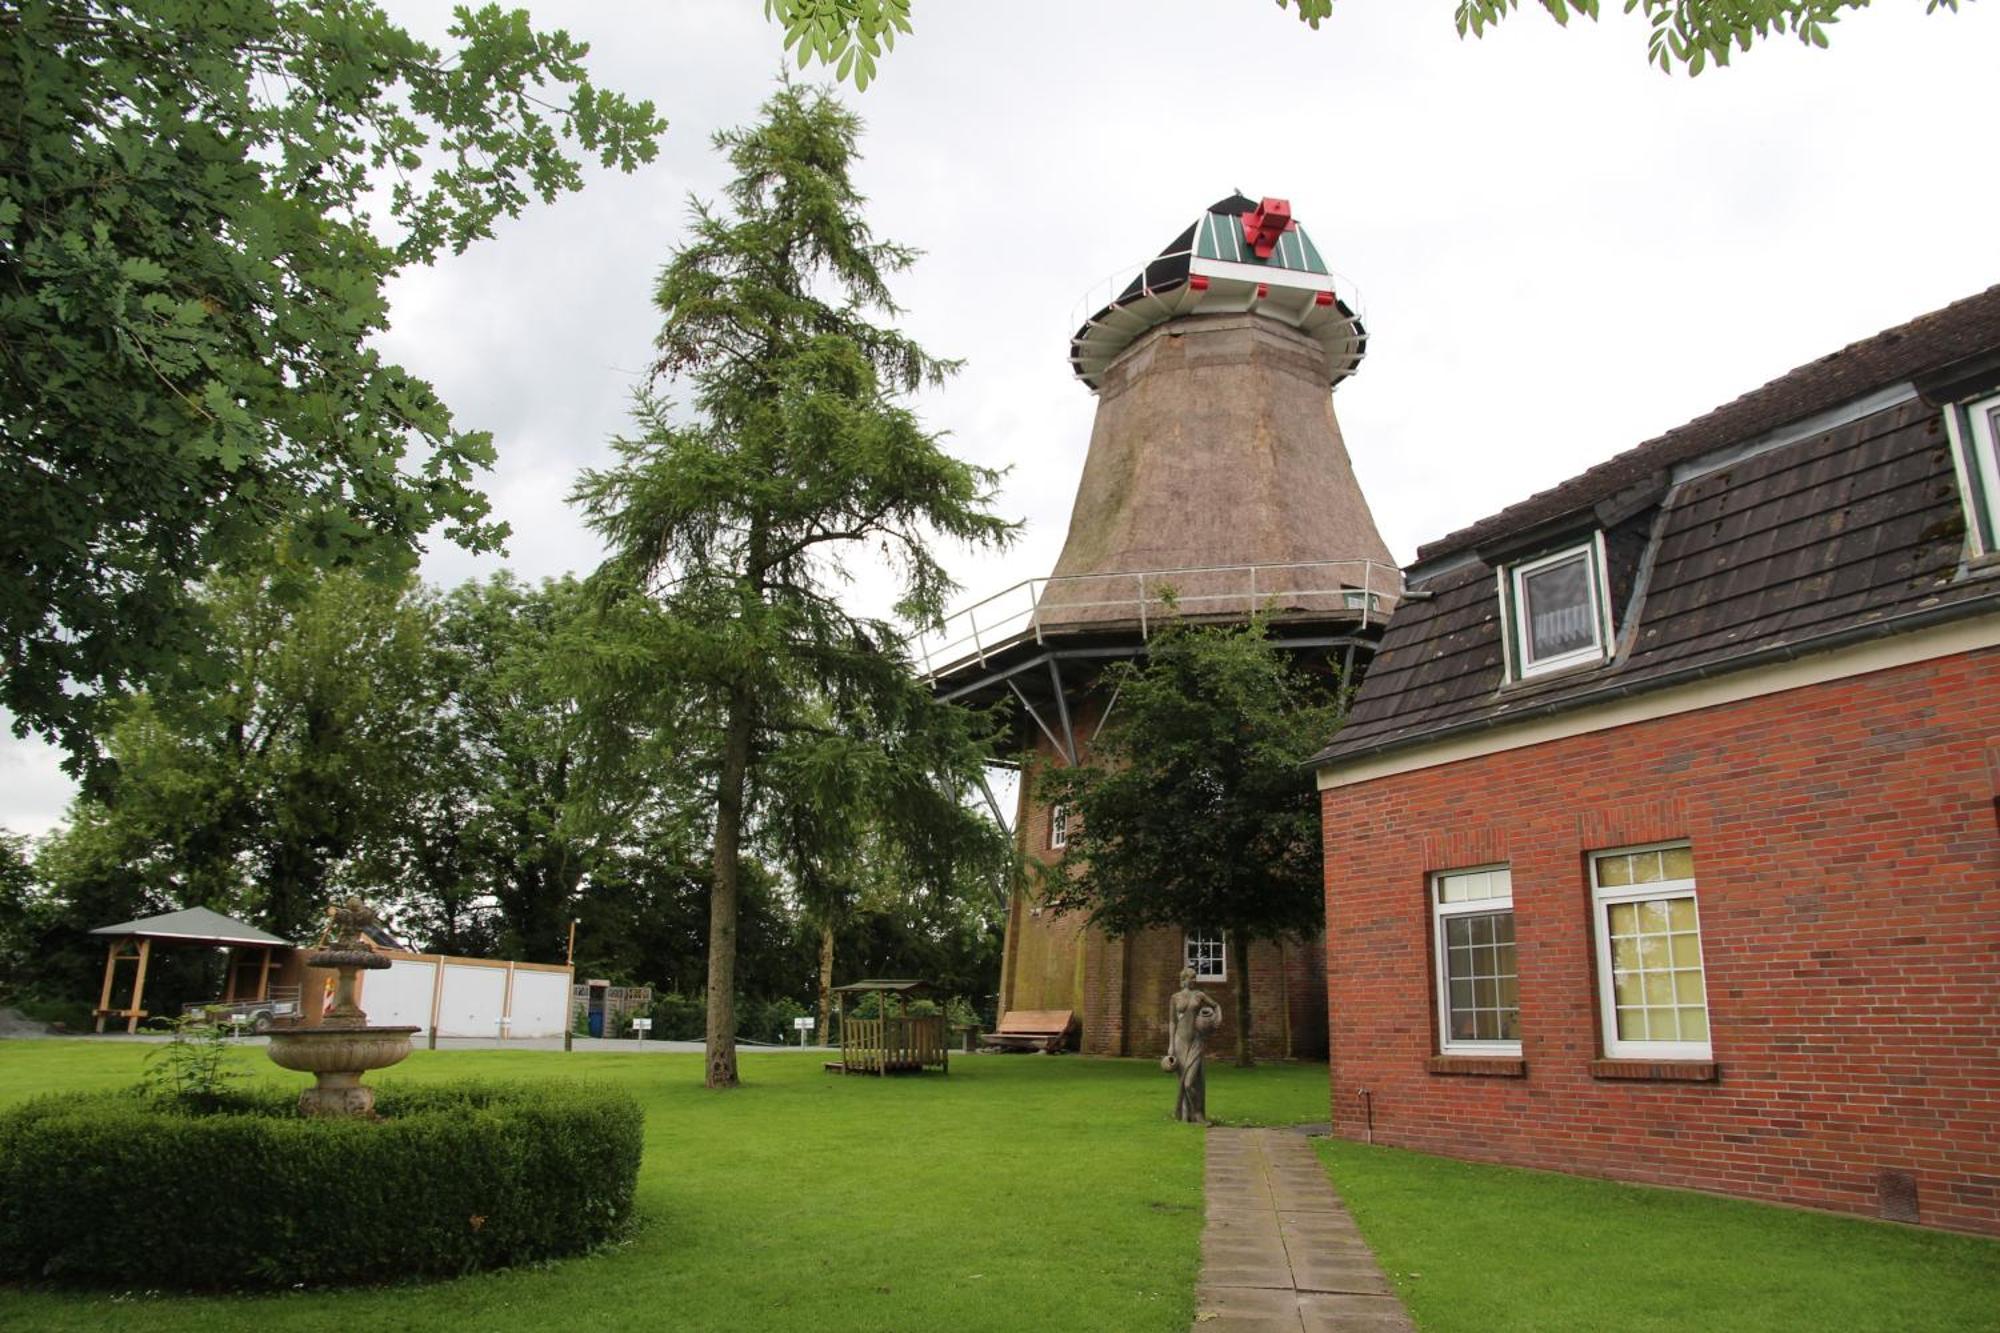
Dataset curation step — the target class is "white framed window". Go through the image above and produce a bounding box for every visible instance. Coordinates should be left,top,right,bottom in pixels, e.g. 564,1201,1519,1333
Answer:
1944,392,2000,556
1502,537,1612,679
1431,866,1519,1054
1590,842,1711,1061
1048,803,1068,851
1185,930,1226,982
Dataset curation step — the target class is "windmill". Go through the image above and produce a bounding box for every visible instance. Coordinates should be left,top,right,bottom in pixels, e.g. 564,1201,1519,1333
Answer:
921,194,1401,1059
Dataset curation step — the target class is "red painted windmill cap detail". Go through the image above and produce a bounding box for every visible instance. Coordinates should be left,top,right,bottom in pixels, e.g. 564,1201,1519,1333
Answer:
1241,198,1295,259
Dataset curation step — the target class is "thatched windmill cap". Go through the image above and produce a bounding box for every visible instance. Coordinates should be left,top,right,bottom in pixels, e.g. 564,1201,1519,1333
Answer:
1068,193,1366,392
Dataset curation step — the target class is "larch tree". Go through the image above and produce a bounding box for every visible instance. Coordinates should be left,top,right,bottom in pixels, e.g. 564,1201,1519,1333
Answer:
572,81,1014,1089
1038,620,1345,1067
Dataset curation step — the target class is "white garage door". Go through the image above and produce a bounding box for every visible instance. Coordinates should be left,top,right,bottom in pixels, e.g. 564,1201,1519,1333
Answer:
436,963,508,1037
509,968,570,1038
361,957,438,1034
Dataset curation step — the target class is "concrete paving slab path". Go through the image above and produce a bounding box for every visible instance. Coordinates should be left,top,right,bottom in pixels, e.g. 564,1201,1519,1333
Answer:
1194,1128,1412,1333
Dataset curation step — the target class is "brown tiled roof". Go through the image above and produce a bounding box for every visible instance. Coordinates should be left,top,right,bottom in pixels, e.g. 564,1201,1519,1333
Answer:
1416,284,2000,565
1315,308,2000,768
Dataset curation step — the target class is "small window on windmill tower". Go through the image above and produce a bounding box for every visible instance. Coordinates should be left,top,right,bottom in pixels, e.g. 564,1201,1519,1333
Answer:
1185,931,1226,983
1049,803,1068,851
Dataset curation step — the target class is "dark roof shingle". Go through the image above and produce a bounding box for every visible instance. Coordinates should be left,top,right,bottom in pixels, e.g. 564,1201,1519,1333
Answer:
1318,324,2000,769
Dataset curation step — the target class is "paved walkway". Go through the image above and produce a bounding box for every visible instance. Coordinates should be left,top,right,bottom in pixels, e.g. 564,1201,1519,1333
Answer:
1195,1127,1413,1332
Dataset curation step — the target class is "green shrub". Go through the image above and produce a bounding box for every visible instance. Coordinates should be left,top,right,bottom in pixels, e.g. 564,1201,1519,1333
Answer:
744,996,810,1044
647,991,705,1040
641,992,813,1043
4,993,93,1031
0,1080,643,1289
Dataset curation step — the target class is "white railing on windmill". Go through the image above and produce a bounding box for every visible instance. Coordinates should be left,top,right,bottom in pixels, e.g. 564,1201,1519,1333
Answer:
911,557,1403,683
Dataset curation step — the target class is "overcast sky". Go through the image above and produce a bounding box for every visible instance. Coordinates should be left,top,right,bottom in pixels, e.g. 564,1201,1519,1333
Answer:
5,0,1997,836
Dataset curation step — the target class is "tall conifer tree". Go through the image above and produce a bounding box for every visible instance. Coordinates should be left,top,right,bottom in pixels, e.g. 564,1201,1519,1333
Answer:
574,82,1013,1088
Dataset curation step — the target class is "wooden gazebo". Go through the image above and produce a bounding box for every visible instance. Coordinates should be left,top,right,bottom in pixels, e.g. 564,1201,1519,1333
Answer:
824,979,949,1076
89,907,292,1033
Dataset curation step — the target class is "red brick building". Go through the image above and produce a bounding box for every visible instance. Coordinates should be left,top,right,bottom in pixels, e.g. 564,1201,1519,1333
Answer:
1313,288,2000,1234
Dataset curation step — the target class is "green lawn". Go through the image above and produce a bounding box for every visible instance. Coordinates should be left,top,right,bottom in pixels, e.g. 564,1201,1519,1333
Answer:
0,1041,1327,1331
1318,1138,2000,1333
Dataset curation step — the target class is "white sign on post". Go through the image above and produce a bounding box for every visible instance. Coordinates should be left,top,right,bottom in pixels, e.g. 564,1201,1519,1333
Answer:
631,1017,653,1040
793,1015,814,1047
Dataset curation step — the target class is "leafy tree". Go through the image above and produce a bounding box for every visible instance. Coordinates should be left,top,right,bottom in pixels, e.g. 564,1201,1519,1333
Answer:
37,562,439,942
0,831,40,995
0,1,665,777
576,831,816,1011
766,713,1011,1040
573,81,1014,1088
767,0,1972,80
417,575,602,962
1039,621,1344,1067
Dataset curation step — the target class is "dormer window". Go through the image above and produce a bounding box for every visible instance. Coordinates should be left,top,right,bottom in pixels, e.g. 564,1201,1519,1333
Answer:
1945,390,2000,556
1504,537,1612,679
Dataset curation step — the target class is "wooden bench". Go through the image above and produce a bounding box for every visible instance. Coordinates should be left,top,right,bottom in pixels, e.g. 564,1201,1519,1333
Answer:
979,1009,1076,1053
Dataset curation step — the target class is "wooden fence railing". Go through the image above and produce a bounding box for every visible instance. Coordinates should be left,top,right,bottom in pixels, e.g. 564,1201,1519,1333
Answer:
840,1015,950,1074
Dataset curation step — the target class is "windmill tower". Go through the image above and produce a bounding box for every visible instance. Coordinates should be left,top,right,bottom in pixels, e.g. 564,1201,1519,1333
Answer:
922,195,1400,1059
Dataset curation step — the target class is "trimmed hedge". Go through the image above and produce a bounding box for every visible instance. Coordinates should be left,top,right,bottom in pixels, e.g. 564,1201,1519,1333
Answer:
0,1080,643,1288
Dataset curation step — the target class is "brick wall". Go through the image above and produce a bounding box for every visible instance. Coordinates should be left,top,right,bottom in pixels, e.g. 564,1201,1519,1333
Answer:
1321,646,2000,1235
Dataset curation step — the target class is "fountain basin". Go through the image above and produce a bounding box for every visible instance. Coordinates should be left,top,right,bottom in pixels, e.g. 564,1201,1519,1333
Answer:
267,1025,418,1117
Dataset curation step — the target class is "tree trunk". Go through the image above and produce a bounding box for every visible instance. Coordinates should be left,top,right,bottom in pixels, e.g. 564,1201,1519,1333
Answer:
816,920,835,1045
705,687,755,1088
1232,932,1254,1068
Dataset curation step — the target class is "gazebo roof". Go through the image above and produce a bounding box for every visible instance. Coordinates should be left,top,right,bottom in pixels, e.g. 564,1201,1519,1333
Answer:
831,978,936,994
90,907,291,948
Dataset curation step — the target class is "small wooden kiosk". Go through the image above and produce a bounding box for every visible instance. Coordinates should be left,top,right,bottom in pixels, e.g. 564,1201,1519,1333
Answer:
89,907,293,1034
825,979,949,1076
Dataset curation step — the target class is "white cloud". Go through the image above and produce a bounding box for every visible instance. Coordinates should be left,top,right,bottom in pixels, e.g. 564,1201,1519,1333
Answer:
7,0,1997,831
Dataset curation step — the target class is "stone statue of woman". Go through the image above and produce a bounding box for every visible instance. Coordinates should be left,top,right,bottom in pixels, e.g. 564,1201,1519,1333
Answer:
1162,966,1222,1123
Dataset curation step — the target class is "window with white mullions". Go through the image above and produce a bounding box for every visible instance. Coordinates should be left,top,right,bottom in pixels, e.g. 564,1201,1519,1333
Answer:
1185,930,1226,982
1431,866,1519,1054
1505,539,1611,678
1591,843,1711,1060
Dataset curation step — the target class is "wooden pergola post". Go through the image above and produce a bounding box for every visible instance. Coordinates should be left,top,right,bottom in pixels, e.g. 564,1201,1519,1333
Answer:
127,938,152,1034
95,941,119,1033
257,946,274,1002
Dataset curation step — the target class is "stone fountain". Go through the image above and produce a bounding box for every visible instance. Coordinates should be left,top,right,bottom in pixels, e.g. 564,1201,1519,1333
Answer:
266,898,417,1118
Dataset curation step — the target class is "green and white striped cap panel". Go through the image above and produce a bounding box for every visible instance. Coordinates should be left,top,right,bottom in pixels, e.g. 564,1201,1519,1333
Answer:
1194,208,1328,274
